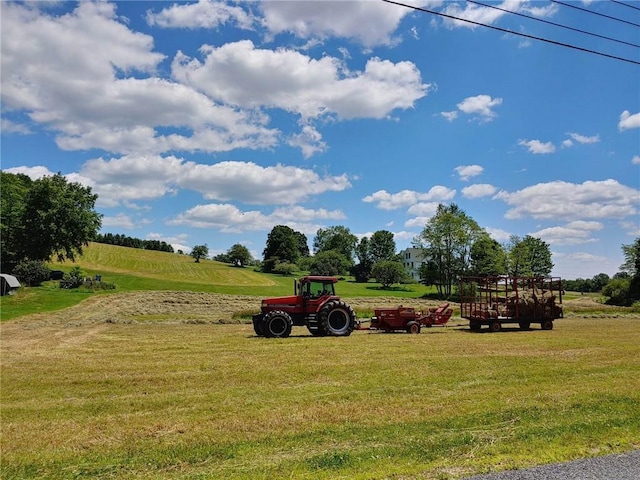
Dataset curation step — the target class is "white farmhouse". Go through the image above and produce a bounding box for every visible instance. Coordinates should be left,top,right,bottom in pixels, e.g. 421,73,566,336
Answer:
399,247,426,281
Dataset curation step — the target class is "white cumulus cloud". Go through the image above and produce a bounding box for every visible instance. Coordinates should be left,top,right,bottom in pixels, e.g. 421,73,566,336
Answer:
518,139,556,154
619,110,640,131
495,179,640,220
462,184,497,198
455,164,483,181
363,186,455,210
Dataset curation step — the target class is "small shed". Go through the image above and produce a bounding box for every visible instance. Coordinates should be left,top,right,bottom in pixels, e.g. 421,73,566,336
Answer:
0,274,21,296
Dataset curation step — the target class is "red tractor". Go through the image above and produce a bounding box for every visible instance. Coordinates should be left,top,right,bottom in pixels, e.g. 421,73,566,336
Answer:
252,276,357,338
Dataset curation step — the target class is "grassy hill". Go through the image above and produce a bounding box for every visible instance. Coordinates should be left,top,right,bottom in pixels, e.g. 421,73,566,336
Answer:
49,242,431,296
0,242,433,321
60,242,279,289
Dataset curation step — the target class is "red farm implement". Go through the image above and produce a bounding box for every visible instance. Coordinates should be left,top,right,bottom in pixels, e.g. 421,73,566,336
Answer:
356,303,453,334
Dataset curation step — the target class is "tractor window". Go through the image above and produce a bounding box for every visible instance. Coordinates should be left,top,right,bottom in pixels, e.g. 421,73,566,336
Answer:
307,280,334,298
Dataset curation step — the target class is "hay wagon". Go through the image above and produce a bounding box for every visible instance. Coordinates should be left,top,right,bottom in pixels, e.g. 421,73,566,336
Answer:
459,276,563,332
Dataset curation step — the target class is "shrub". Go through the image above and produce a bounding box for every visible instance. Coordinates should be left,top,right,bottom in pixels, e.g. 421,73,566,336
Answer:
602,277,631,306
60,266,84,289
309,250,351,276
273,262,297,276
13,260,51,286
371,260,408,289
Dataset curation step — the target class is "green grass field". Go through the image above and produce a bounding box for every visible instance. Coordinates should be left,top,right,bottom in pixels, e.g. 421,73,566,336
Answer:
2,317,638,479
1,243,638,479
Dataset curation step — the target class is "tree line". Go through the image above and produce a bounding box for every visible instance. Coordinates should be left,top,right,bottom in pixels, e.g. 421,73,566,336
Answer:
2,171,637,305
94,233,174,253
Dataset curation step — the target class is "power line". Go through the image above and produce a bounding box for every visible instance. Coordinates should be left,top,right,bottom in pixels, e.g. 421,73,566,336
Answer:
551,0,640,28
467,0,640,49
611,0,640,12
381,0,640,66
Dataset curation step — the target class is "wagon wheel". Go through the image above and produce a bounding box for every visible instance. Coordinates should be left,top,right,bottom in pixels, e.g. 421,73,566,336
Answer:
470,321,482,331
489,321,501,333
262,310,293,338
319,301,356,336
406,322,421,334
541,320,554,330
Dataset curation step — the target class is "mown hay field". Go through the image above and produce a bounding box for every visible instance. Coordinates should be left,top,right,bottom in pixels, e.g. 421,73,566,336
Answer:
1,292,639,479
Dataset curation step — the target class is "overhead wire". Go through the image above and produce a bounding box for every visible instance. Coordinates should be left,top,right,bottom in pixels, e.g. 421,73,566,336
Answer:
610,0,640,12
551,0,640,28
381,0,640,66
466,0,640,49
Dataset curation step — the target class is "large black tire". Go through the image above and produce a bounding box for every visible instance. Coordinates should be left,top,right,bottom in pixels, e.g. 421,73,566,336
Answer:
489,321,502,333
319,301,356,336
308,326,328,337
541,320,554,330
253,315,265,336
470,321,482,331
262,311,293,338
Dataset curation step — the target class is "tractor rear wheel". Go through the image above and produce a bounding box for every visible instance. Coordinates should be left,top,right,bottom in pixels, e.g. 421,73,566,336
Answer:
319,301,356,336
262,311,293,338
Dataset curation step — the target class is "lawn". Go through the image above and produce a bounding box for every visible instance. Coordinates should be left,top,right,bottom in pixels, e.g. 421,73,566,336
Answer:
1,314,639,479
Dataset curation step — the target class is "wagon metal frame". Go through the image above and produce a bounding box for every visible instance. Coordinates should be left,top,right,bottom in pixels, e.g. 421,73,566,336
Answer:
459,276,563,332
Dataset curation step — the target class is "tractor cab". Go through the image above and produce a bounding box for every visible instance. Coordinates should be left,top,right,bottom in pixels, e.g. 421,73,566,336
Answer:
296,276,337,299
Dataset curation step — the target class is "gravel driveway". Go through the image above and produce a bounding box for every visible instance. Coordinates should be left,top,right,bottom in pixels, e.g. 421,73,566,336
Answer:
465,450,640,479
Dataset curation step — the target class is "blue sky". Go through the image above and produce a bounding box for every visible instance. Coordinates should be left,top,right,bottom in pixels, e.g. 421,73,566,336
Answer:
1,0,639,280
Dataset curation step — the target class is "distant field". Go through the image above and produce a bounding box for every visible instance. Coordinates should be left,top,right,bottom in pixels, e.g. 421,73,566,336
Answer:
57,242,278,286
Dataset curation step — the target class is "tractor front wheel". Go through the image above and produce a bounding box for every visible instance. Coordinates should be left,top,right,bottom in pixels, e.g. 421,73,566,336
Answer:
253,316,265,336
262,311,293,338
320,301,356,336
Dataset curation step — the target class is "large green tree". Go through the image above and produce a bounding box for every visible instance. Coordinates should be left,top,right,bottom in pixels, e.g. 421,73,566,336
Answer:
313,225,358,261
262,225,302,273
2,172,102,265
313,225,358,272
470,234,507,276
414,203,484,298
190,244,209,263
227,243,252,267
507,235,553,277
369,230,397,264
353,236,374,282
0,172,32,268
